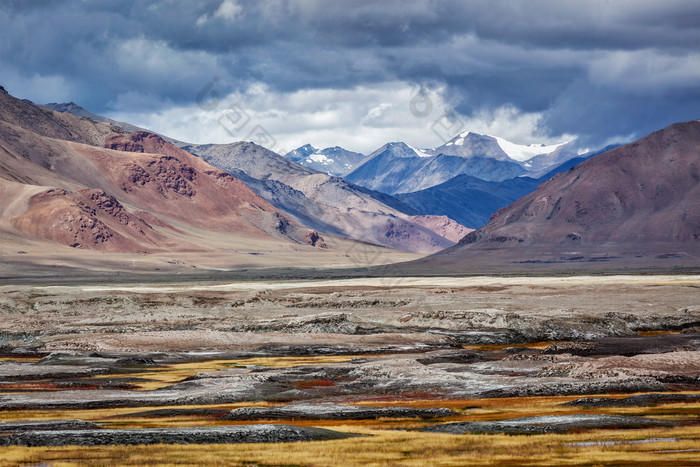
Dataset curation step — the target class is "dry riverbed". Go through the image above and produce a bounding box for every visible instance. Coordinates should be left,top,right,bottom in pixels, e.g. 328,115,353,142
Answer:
0,275,699,465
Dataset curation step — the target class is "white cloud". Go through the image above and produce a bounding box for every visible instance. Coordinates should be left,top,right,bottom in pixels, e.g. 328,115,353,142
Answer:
108,81,577,154
197,0,242,26
587,50,700,92
214,0,243,21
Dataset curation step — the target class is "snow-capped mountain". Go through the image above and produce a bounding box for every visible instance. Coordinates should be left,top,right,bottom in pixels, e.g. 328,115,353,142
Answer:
436,131,566,162
343,132,582,195
284,145,365,176
432,131,579,175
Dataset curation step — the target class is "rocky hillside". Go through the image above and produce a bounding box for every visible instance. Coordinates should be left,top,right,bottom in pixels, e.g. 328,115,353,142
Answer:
0,88,324,255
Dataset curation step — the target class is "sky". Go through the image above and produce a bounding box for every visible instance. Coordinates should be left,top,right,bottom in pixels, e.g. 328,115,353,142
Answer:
1,0,699,154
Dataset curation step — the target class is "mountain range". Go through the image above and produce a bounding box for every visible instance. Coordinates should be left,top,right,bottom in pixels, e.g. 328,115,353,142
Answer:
38,100,591,238
179,141,462,253
407,120,700,273
0,88,334,268
6,91,467,258
5,87,696,274
343,132,581,195
396,149,615,228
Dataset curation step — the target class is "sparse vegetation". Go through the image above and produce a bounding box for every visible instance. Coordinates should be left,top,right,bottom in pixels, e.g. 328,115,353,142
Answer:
1,426,699,466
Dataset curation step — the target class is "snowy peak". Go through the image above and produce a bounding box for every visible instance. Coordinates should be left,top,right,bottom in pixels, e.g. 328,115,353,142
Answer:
437,131,569,161
284,145,365,176
368,142,428,159
430,131,576,175
286,144,318,162
442,130,472,147
344,130,588,196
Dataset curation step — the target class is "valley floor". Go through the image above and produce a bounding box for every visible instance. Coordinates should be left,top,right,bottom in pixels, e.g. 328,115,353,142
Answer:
0,275,699,465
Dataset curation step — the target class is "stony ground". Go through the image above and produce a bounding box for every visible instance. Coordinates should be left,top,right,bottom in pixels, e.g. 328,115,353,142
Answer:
0,275,699,452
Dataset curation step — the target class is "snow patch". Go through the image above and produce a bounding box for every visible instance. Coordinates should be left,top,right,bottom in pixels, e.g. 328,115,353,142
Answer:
307,153,334,165
407,144,433,158
490,135,569,162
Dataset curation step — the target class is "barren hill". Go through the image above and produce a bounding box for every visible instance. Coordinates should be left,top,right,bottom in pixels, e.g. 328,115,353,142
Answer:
0,88,339,270
407,120,700,273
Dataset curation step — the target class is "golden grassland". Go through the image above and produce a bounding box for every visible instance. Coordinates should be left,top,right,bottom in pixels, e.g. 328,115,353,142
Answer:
462,341,561,351
0,355,699,465
636,330,683,337
0,392,698,466
1,426,699,466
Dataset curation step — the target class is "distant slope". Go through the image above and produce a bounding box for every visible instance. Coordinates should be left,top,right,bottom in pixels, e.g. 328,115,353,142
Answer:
396,174,540,229
431,131,578,177
344,133,583,196
40,102,181,144
344,141,527,194
405,121,700,273
182,142,459,253
407,215,473,243
396,149,613,229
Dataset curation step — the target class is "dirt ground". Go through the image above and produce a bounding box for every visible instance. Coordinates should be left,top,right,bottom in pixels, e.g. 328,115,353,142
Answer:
1,274,699,463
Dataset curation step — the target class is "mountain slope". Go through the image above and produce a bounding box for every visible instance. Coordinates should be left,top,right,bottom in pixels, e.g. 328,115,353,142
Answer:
431,131,575,176
396,149,613,229
408,121,700,272
181,142,457,253
0,88,325,258
41,102,146,134
344,141,527,195
397,174,540,229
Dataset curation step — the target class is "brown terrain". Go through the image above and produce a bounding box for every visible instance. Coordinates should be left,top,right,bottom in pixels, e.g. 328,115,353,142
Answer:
0,88,426,274
410,120,700,273
407,215,473,243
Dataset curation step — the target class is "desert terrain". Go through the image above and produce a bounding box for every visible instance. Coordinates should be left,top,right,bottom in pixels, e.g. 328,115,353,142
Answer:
1,274,699,465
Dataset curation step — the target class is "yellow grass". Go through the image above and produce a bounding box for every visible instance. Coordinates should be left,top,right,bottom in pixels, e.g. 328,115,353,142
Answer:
462,341,560,351
0,356,41,363
1,353,699,465
1,426,699,466
637,330,682,336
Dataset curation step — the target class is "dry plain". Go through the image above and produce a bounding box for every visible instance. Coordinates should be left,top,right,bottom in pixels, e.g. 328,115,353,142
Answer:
0,274,699,465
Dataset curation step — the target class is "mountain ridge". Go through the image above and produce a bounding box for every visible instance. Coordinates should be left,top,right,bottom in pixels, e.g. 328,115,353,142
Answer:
182,141,462,253
343,133,583,195
404,120,700,272
0,90,326,258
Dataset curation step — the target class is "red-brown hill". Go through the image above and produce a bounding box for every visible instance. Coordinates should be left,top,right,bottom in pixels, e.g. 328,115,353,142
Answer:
0,88,323,255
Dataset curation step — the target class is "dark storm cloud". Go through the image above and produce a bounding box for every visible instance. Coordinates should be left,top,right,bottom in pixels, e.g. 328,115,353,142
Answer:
1,0,699,145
